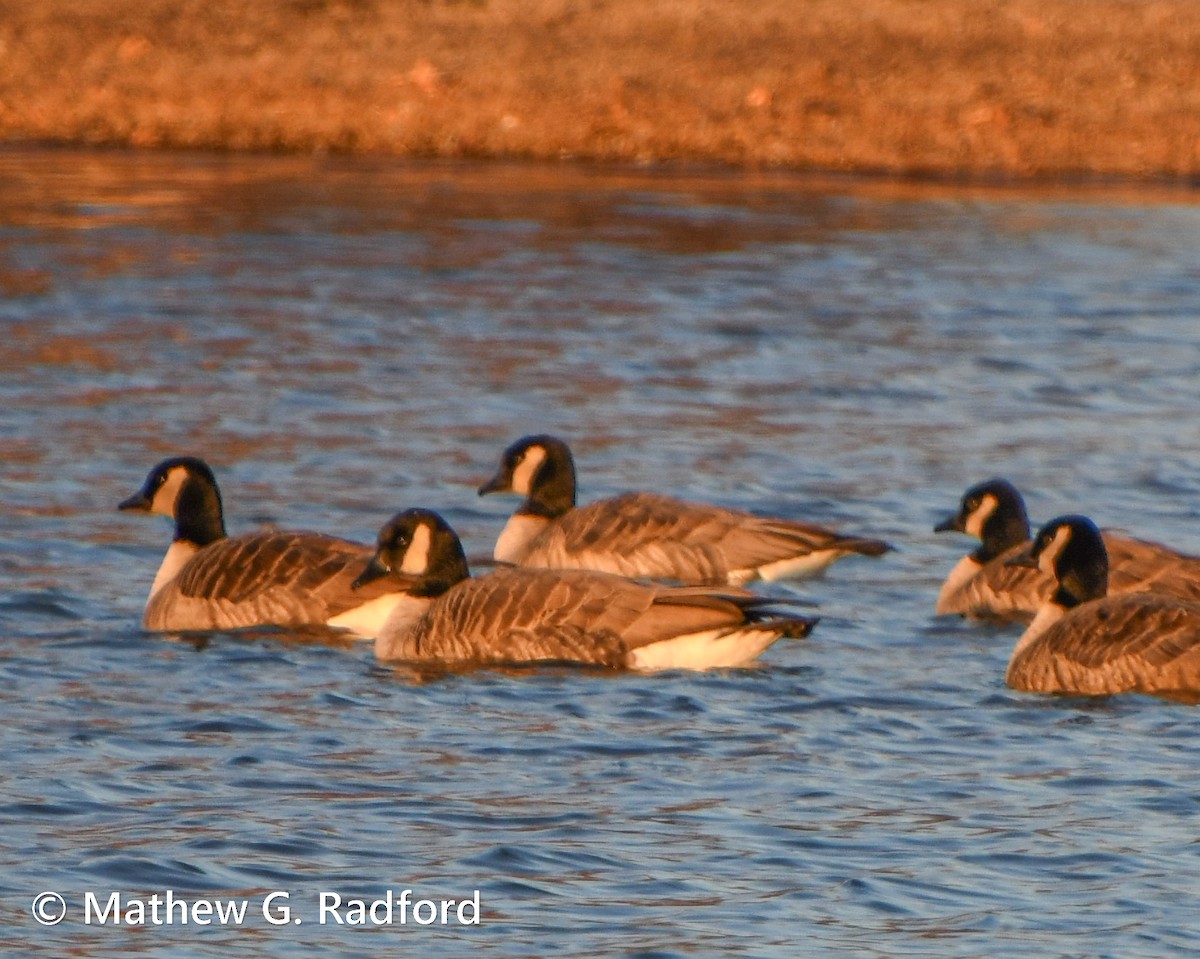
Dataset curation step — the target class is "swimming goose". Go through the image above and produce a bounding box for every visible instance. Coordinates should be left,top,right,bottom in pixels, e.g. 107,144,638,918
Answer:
1004,515,1200,696
354,508,818,670
934,478,1200,620
934,479,1052,619
118,456,407,635
477,434,892,586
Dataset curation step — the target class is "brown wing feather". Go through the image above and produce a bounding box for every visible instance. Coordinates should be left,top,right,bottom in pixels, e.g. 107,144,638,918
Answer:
399,567,805,665
169,531,396,617
406,568,642,665
953,534,1200,622
1014,594,1200,694
615,582,795,649
542,492,884,584
1104,532,1200,603
964,542,1053,618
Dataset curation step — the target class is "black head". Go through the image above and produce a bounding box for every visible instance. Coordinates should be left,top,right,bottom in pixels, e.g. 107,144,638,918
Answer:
353,508,470,598
1026,514,1108,607
477,434,576,517
118,456,225,547
935,477,1030,561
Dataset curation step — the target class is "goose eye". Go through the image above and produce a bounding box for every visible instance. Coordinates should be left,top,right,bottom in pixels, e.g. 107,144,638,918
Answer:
966,497,979,511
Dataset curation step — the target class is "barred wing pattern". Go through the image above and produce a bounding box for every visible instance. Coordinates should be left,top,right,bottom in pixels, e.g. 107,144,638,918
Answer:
1105,533,1200,603
937,542,1052,621
939,532,1200,622
143,531,398,631
521,492,889,585
1007,593,1200,695
378,567,814,667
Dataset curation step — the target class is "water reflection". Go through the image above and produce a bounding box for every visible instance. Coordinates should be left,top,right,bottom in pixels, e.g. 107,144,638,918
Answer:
3,148,1200,958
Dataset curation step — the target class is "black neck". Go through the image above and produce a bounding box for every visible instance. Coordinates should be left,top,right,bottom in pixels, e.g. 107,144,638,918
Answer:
175,475,226,547
973,502,1031,563
520,442,577,519
1055,561,1108,608
412,532,471,598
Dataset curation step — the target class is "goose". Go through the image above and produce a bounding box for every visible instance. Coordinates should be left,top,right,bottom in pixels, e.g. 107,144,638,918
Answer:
1004,515,1200,696
118,456,408,635
476,434,892,586
934,478,1200,620
354,508,818,670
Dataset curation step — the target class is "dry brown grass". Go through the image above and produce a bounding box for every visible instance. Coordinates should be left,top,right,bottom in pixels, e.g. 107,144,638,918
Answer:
2,0,1199,178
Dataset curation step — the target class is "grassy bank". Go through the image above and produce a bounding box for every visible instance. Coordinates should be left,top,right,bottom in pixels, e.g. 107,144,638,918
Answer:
2,0,1198,179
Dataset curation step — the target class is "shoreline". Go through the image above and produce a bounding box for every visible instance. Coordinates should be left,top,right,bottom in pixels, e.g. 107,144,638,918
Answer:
6,143,1199,201
3,0,1199,184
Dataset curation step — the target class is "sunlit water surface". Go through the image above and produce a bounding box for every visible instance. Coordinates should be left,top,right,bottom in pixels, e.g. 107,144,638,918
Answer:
3,149,1200,957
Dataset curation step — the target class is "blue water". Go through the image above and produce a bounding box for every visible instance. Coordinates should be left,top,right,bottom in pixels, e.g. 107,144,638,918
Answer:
3,148,1200,957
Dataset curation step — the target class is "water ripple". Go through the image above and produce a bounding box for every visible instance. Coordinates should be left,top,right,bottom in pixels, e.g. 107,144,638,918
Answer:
2,150,1200,957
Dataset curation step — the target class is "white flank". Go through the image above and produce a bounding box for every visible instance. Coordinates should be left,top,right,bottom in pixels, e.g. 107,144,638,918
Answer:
149,541,199,599
752,549,846,583
628,628,781,671
374,594,436,660
1011,601,1066,661
326,592,409,639
493,514,550,564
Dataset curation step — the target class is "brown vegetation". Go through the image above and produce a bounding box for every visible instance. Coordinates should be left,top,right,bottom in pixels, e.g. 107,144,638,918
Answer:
2,0,1198,179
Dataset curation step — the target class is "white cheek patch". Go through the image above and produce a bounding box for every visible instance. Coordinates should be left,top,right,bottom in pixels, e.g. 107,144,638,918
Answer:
963,494,999,539
1037,525,1072,579
400,521,433,575
151,466,189,517
510,445,547,496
